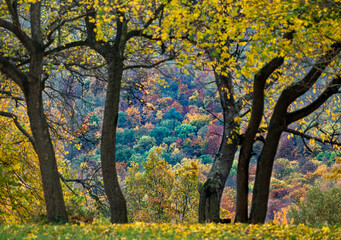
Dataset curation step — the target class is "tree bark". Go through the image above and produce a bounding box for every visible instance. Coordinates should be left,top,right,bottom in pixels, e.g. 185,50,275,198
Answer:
100,58,128,223
198,72,239,223
24,78,68,223
235,57,284,223
249,113,286,223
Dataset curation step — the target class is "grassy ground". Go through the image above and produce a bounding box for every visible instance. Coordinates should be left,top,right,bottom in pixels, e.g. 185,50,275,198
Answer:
0,223,340,239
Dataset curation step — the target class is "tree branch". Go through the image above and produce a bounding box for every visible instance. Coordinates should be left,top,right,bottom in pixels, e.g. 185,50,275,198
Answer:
0,56,26,90
0,111,37,151
44,13,89,49
58,172,79,196
281,42,341,106
0,5,34,51
0,90,24,103
126,3,166,40
285,128,341,146
287,76,341,124
123,56,174,71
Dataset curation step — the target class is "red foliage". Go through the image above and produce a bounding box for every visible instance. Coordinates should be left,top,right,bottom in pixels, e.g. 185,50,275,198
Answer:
270,188,289,199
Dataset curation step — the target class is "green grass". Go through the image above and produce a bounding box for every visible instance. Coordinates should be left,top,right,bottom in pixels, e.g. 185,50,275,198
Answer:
0,223,340,239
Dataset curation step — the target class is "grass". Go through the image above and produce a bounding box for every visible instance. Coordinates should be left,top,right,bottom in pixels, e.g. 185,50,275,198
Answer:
0,222,340,239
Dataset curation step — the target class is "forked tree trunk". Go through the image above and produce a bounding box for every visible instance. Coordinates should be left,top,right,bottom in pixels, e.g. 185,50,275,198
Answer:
100,58,128,223
249,43,340,223
198,72,239,223
235,57,284,223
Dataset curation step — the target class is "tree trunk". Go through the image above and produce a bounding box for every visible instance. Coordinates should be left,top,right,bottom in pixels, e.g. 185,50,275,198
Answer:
249,127,283,223
101,59,128,223
198,72,239,223
24,78,68,223
249,104,286,223
235,80,265,223
235,57,284,223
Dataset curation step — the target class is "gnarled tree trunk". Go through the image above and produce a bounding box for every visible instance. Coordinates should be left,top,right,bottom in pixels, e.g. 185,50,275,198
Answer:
249,43,340,223
198,72,239,223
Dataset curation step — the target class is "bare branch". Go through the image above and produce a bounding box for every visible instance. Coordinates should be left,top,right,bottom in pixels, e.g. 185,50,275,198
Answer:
123,56,174,71
285,128,341,146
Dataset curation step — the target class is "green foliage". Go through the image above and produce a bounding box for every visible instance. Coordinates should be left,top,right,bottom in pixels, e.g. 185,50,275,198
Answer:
229,160,238,177
125,148,174,222
115,147,135,163
118,111,128,128
163,136,177,146
133,136,156,154
288,187,341,225
165,107,183,122
89,114,100,127
175,124,197,139
200,155,214,164
150,126,172,145
316,151,341,167
160,119,181,130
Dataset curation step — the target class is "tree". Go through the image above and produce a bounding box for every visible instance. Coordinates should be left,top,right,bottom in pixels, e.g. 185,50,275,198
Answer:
164,0,341,223
150,126,172,145
0,0,86,222
125,148,199,223
233,1,341,223
80,0,175,223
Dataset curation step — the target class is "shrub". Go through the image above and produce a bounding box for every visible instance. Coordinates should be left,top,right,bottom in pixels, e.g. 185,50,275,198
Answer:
288,187,341,225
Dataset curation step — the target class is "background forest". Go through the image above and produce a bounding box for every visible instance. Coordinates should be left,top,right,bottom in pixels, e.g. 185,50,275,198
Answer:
2,64,340,224
0,0,340,229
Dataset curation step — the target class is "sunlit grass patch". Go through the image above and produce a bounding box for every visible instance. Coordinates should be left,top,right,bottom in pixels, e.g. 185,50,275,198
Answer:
0,223,340,239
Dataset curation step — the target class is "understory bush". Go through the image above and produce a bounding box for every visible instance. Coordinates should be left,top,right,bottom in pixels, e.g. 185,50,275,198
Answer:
288,187,341,225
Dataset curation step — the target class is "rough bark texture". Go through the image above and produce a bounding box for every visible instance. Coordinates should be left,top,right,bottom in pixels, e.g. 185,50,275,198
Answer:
198,72,239,223
100,59,128,223
24,79,68,223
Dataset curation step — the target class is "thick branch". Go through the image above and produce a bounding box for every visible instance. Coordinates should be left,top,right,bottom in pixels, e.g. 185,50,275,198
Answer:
287,76,341,124
281,42,341,106
0,19,33,52
0,56,26,90
44,41,87,56
30,2,42,44
0,90,24,102
123,56,174,71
